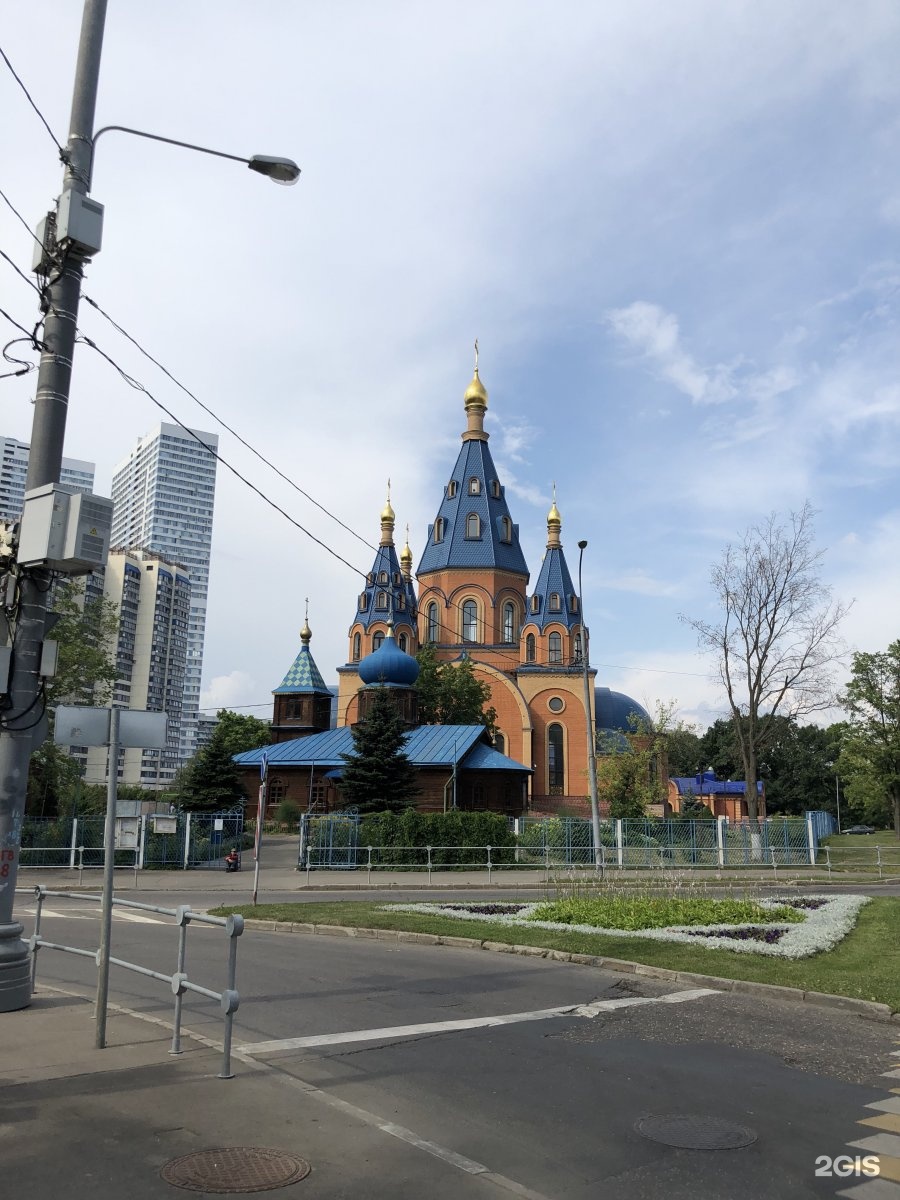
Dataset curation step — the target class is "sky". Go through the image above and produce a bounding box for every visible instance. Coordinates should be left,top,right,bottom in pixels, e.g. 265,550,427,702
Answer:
2,1,899,735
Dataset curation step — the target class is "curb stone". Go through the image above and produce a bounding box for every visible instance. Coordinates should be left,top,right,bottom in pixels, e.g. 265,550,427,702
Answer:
240,918,895,1024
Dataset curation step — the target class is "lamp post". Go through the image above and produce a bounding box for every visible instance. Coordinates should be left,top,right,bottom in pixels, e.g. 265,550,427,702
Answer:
577,540,603,875
835,775,842,834
0,0,299,1012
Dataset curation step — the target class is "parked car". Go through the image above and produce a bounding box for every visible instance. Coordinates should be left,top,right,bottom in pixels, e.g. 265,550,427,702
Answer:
844,825,876,835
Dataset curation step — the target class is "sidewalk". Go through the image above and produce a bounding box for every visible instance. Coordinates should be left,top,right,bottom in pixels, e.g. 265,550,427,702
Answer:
2,987,517,1200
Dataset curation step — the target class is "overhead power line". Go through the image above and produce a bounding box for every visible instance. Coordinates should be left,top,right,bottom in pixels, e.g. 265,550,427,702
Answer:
82,294,377,553
0,42,65,156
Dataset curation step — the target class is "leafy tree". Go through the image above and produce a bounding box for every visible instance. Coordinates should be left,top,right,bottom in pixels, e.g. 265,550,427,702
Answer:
46,578,120,706
177,709,270,811
665,720,703,777
596,718,668,819
415,645,497,735
839,642,900,837
683,503,847,829
339,687,419,814
697,718,742,781
760,718,843,817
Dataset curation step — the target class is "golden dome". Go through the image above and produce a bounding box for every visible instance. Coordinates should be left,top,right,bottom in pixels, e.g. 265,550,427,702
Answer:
464,368,488,408
400,540,412,564
548,499,561,524
381,499,395,522
300,617,312,643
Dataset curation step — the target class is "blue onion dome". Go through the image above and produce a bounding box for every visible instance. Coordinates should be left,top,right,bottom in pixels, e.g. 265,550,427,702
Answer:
358,626,420,687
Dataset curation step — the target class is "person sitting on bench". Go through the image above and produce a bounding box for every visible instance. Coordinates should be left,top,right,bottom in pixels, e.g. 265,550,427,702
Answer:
224,847,240,872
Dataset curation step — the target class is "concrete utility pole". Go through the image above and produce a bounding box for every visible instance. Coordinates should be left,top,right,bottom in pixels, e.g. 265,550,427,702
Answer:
0,0,109,1013
577,541,604,875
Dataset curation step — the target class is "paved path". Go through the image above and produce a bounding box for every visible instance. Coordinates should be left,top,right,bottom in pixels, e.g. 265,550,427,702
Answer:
6,893,900,1199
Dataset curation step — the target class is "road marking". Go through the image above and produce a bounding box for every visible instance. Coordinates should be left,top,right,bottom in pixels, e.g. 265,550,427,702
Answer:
837,1180,900,1199
860,1114,900,1135
237,987,720,1055
868,1099,900,1115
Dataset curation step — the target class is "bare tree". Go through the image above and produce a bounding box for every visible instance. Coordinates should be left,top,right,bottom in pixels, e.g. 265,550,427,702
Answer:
683,503,848,829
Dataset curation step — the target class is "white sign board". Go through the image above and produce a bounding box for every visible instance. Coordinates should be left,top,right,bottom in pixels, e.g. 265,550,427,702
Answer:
214,818,224,831
54,705,168,748
152,815,178,835
115,817,140,849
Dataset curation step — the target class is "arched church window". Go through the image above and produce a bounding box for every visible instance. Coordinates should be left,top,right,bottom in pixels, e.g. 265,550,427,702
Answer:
548,723,564,794
379,571,388,583
530,595,541,614
393,573,402,586
366,573,374,586
491,480,501,498
468,477,481,495
549,593,561,611
526,633,536,662
501,517,512,543
396,594,405,611
569,595,579,613
375,591,388,610
502,601,516,643
427,602,439,643
574,632,582,661
372,631,384,650
434,518,444,543
466,513,480,539
358,593,369,612
398,633,408,652
352,633,361,662
462,599,478,642
549,631,562,663
494,732,505,754
447,480,457,498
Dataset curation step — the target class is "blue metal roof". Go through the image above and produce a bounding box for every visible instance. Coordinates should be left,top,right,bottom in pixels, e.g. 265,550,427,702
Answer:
461,741,531,773
672,775,763,796
273,643,330,694
358,628,420,686
235,724,531,772
416,439,529,577
528,547,580,631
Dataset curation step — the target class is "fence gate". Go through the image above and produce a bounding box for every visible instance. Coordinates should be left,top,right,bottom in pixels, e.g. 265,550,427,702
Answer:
300,811,359,869
186,809,245,869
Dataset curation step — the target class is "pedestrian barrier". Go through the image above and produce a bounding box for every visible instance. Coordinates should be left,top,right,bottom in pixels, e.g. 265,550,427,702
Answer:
21,885,243,1078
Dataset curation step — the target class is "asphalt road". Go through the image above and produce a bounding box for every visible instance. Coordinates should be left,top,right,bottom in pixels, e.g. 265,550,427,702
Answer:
17,894,899,1200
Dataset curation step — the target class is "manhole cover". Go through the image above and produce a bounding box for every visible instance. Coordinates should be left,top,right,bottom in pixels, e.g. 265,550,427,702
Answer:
160,1147,311,1193
635,1115,757,1150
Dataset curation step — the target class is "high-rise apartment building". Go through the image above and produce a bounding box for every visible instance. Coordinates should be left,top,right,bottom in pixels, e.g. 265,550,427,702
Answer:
0,435,95,520
110,423,218,765
85,549,192,788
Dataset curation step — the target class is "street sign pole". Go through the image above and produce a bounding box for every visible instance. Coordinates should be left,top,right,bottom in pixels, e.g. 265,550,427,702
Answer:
95,705,119,1048
252,751,268,906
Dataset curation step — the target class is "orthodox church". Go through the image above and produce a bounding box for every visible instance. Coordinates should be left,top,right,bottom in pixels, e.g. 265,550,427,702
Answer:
238,354,649,817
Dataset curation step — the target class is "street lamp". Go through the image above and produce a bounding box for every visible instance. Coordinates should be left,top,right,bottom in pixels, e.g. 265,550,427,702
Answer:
577,540,604,875
90,126,301,187
0,0,300,1013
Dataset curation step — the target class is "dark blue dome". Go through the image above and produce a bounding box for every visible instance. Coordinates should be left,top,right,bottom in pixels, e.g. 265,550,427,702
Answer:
595,687,651,732
358,630,420,687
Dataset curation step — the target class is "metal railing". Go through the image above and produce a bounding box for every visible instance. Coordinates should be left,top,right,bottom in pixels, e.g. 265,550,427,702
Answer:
21,885,243,1078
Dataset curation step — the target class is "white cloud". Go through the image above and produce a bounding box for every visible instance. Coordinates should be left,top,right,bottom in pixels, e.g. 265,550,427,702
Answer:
605,302,737,405
200,671,259,713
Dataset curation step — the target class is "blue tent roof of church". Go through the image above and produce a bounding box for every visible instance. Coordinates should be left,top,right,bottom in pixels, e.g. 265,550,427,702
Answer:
416,439,529,576
672,775,763,796
234,724,531,772
529,546,580,631
353,543,417,631
273,643,329,694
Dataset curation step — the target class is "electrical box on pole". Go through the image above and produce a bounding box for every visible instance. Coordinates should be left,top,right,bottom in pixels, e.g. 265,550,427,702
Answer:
17,484,113,574
54,191,104,259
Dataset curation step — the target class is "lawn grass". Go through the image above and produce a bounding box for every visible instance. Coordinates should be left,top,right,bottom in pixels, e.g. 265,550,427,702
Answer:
211,896,900,1011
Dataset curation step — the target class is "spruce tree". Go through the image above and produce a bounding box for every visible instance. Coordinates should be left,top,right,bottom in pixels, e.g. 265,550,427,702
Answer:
340,687,419,814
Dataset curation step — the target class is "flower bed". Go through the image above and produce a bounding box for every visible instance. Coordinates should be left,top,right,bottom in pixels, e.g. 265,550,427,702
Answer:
383,894,870,959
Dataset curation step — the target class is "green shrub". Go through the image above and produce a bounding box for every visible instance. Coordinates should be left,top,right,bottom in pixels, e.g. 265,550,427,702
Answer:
529,895,806,930
357,810,515,866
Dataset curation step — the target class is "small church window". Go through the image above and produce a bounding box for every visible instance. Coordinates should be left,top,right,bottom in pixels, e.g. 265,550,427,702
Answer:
526,633,536,662
379,571,388,583
396,594,405,611
427,602,439,643
569,595,579,613
548,723,564,794
494,731,505,754
358,593,369,612
447,480,457,498
491,480,501,498
501,517,512,543
549,631,562,663
549,593,561,611
393,573,402,586
502,601,516,643
398,633,408,652
530,595,540,614
366,573,374,586
574,633,582,661
373,631,385,650
434,518,444,543
352,633,361,661
468,477,481,495
465,513,480,539
462,599,478,642
375,591,388,610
